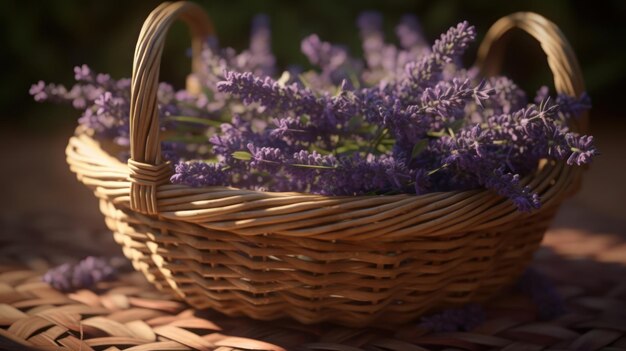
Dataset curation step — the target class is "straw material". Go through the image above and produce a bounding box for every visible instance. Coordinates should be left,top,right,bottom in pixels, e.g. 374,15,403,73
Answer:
2,217,625,351
65,2,589,327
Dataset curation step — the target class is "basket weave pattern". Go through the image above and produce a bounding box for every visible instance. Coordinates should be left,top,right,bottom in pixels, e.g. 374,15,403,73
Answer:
66,2,587,327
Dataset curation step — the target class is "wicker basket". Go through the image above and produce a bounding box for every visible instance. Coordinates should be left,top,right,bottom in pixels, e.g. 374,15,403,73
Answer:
66,2,589,327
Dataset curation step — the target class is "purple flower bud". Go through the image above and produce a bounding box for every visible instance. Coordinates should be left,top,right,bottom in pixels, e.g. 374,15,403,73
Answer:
171,161,229,187
249,14,276,77
419,304,485,332
395,14,428,50
566,134,596,166
43,256,117,292
516,268,566,320
74,64,92,81
29,81,47,101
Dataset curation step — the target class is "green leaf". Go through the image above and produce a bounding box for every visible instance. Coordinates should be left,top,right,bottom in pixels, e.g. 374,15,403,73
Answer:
162,135,211,143
347,115,364,130
232,151,252,161
200,157,220,163
164,116,223,127
310,144,332,155
427,130,446,138
300,114,311,124
335,144,360,154
448,119,465,132
201,86,214,100
445,119,465,139
298,73,313,90
290,164,336,169
411,139,429,159
427,163,449,176
447,127,456,139
348,70,361,89
277,70,291,86
368,127,388,154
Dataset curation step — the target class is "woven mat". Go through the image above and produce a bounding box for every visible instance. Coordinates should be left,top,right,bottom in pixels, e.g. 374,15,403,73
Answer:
1,210,626,351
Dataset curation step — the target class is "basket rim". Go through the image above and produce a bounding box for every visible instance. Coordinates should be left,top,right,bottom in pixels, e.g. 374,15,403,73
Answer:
67,128,582,241
69,127,565,200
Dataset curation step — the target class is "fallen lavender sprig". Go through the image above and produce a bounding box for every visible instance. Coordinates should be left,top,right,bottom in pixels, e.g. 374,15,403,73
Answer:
515,268,566,320
42,256,117,292
418,304,485,332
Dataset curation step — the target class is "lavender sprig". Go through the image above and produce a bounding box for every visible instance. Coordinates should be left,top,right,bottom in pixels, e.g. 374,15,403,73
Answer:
416,78,493,116
418,304,485,332
516,268,566,320
216,71,358,136
42,256,117,292
33,14,596,210
401,21,477,99
170,161,229,187
395,14,429,51
248,14,276,77
300,34,355,87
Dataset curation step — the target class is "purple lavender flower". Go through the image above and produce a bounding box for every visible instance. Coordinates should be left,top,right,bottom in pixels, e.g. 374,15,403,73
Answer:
315,154,414,196
301,34,348,71
43,256,116,292
516,268,566,320
287,150,338,189
197,13,277,82
74,64,91,81
557,92,592,118
291,149,338,168
31,64,219,154
418,304,485,332
217,70,358,136
29,81,48,101
536,87,591,119
482,168,540,211
431,21,476,62
170,161,229,187
248,14,276,77
357,11,406,86
483,76,527,115
534,86,550,106
300,34,357,87
516,102,597,167
356,15,385,66
402,21,477,98
395,14,429,51
33,15,596,211
247,143,284,172
270,116,307,138
565,134,596,165
413,169,431,195
357,11,385,68
416,78,494,116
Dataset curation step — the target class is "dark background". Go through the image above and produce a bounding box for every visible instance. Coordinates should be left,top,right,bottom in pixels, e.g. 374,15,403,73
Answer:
2,0,625,128
0,0,624,226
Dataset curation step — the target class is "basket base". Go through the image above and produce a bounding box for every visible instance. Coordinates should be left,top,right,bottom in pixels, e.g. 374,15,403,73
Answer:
98,198,551,327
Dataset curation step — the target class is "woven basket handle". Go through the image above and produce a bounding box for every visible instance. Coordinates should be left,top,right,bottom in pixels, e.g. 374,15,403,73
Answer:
476,12,588,134
129,1,213,214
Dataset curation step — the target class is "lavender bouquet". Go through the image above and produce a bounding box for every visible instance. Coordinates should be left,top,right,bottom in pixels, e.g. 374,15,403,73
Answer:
31,13,595,211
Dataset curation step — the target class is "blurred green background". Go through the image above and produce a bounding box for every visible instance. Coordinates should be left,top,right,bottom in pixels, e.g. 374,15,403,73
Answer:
1,0,625,130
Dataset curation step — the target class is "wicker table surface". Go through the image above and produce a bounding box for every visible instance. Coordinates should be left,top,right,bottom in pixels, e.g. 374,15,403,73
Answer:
1,206,626,351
